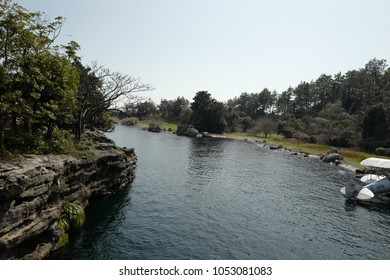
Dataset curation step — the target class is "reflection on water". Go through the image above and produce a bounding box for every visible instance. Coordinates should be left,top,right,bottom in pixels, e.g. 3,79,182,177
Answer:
51,125,390,260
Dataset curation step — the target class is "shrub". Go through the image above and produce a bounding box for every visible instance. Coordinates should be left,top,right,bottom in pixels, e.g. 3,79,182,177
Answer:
375,147,390,157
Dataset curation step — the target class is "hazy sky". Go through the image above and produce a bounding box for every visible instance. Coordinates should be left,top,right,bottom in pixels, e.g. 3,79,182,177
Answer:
14,0,390,103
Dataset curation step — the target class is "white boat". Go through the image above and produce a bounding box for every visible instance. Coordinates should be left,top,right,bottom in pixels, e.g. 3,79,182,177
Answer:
340,157,390,202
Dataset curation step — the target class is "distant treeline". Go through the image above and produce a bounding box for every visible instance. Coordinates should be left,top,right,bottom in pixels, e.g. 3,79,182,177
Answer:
124,58,390,154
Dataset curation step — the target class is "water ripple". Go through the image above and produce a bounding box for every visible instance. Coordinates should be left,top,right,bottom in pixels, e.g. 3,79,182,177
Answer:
51,125,390,260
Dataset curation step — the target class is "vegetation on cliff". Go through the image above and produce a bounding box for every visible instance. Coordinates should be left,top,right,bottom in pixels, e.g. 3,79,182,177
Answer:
56,203,85,249
0,0,151,157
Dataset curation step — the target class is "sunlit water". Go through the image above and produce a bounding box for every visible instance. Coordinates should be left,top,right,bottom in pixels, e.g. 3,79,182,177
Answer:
51,125,390,259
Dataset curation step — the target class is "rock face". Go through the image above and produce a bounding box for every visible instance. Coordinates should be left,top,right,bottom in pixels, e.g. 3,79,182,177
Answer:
0,132,137,259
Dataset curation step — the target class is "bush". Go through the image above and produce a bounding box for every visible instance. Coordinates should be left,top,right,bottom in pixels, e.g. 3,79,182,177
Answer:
56,203,85,249
4,131,45,154
39,129,75,154
3,128,79,156
277,121,294,138
59,203,85,231
121,117,139,126
375,147,390,157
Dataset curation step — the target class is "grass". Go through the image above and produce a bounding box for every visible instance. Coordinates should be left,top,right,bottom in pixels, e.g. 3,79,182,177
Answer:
138,118,178,131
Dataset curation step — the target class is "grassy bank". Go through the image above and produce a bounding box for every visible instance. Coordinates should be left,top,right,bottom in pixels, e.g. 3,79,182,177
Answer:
118,117,387,169
118,117,178,131
138,119,178,131
226,132,387,168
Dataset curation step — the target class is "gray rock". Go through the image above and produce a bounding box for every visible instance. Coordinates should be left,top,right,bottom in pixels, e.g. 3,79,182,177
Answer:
322,153,343,163
176,124,187,136
201,132,212,138
270,144,283,150
184,127,199,137
176,124,200,137
148,124,162,133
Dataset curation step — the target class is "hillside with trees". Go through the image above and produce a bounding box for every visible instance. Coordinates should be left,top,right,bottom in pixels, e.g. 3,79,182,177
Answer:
124,58,390,156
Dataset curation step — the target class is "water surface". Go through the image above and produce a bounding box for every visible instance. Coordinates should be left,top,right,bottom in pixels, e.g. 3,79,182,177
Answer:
51,125,390,259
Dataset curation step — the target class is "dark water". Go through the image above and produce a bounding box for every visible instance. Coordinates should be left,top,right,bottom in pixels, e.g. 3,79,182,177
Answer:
51,125,390,260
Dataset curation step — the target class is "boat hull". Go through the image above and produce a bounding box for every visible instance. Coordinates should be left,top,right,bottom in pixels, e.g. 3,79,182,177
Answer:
341,177,390,201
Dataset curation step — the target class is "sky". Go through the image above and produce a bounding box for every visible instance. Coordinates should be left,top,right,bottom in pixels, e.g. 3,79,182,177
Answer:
14,0,390,103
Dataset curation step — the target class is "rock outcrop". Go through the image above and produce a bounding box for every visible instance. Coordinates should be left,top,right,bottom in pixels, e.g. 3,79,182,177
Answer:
321,147,343,164
176,124,211,138
148,124,162,133
0,131,137,259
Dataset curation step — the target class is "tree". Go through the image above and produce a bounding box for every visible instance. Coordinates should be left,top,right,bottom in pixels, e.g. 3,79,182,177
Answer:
293,82,313,118
312,74,334,111
74,61,152,140
135,99,157,119
171,96,189,120
276,87,294,115
249,117,277,138
191,91,226,133
361,106,389,151
0,0,78,151
158,96,190,121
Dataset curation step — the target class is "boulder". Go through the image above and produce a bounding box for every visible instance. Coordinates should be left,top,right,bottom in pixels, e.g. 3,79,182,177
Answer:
322,153,343,163
269,144,283,150
322,147,343,163
176,124,200,137
201,132,212,138
148,124,162,133
176,124,187,136
184,126,199,137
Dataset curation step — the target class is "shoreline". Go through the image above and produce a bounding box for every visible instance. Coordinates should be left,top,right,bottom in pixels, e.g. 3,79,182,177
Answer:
120,122,359,173
209,133,359,173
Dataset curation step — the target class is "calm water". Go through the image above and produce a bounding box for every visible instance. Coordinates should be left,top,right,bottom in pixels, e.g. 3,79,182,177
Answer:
51,125,390,260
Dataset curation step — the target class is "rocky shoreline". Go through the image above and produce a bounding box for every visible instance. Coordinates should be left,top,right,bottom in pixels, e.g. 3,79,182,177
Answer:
128,121,358,172
0,131,137,259
207,134,358,173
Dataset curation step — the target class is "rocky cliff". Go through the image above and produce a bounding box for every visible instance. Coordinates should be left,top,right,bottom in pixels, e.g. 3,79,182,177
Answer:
0,131,137,259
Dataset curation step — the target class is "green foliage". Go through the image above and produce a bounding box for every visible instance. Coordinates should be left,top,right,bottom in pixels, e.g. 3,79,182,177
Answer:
56,203,85,248
191,91,227,133
59,203,85,231
0,1,150,155
249,117,277,138
3,128,76,155
39,129,75,154
277,116,302,139
375,147,390,157
4,131,45,154
227,89,277,118
134,99,157,119
225,58,390,151
0,0,79,154
239,116,254,133
159,96,190,121
121,117,139,125
361,106,389,151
